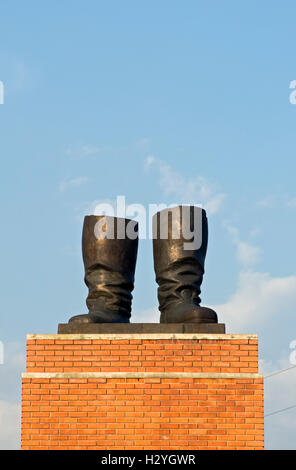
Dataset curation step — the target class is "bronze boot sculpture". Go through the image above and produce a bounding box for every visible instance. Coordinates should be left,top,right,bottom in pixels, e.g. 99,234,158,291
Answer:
152,205,217,324
69,215,138,324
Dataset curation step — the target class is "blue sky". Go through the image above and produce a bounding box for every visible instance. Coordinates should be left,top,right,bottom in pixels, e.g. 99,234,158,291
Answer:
0,0,296,449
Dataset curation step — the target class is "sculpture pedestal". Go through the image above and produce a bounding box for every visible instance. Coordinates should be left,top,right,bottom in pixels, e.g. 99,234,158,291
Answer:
21,330,264,450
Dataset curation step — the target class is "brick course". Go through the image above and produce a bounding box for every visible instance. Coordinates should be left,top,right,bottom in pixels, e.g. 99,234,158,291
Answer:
21,334,264,450
25,335,259,374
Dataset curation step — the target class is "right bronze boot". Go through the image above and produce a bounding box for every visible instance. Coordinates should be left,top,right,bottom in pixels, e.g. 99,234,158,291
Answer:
68,215,138,324
152,205,218,324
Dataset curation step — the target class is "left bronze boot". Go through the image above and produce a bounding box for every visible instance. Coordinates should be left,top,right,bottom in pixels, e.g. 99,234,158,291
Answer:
69,215,138,324
152,205,217,324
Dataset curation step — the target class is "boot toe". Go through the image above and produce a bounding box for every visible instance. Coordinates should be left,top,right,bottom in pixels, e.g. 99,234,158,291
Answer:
68,314,92,324
161,306,217,324
188,306,218,323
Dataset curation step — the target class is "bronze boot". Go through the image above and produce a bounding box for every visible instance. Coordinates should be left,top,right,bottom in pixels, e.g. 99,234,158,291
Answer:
152,206,217,324
69,215,138,323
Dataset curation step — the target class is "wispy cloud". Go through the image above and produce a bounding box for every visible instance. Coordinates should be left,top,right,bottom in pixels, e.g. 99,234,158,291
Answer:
135,138,151,150
0,401,21,449
145,155,225,214
59,176,88,192
256,194,296,209
256,195,276,209
0,53,37,97
65,144,102,159
10,59,30,92
286,197,296,208
225,223,261,267
133,306,159,324
0,341,25,449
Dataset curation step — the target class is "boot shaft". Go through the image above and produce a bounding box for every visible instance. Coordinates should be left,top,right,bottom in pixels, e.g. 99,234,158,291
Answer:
152,206,210,320
82,215,138,275
82,215,138,320
152,206,208,273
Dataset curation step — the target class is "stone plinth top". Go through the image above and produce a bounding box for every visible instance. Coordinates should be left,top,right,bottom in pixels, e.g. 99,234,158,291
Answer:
28,332,257,341
23,371,263,379
57,322,226,334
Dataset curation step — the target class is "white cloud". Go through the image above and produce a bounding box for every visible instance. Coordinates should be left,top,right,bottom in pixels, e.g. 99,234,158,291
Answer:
204,193,225,215
135,269,296,333
256,195,276,208
6,57,33,93
0,53,39,98
0,401,21,450
145,156,225,214
286,197,296,208
256,194,296,209
133,306,159,323
250,227,261,238
136,138,151,150
236,242,261,266
11,60,30,91
211,270,296,332
59,176,88,192
260,357,296,449
0,342,25,449
225,224,261,267
65,144,102,158
145,155,155,171
0,342,26,402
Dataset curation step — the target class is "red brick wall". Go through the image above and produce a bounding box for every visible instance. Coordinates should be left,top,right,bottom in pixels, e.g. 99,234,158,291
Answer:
25,336,259,374
21,334,264,450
